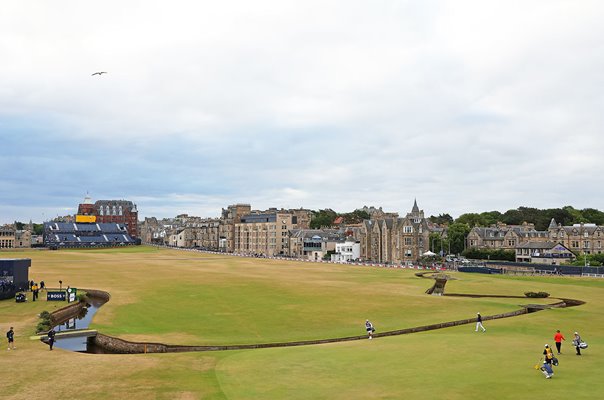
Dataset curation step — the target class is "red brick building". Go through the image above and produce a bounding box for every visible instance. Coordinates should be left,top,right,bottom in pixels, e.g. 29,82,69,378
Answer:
76,195,139,238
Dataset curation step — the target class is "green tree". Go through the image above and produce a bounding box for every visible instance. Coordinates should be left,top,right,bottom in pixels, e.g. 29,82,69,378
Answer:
568,254,603,267
428,232,444,254
478,211,502,226
562,206,585,223
501,209,523,225
342,209,370,224
33,224,44,235
461,248,515,262
580,208,604,225
455,213,484,228
310,209,338,229
447,223,471,254
429,213,453,225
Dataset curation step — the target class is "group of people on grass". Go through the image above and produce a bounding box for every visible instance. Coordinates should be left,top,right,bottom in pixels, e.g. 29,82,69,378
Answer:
539,330,585,379
364,314,587,381
28,280,45,301
4,326,56,352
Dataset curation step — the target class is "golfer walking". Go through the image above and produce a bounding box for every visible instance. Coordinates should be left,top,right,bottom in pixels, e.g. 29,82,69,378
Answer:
475,312,486,332
554,330,565,354
365,319,375,339
573,332,582,355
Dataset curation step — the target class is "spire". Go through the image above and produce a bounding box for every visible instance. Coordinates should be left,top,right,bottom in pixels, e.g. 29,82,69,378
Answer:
548,218,557,230
412,198,419,214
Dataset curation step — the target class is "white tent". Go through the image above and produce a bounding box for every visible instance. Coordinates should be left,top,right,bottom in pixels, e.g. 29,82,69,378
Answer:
422,250,437,256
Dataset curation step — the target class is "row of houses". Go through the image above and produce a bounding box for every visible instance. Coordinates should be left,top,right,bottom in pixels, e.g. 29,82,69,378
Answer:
0,224,43,249
140,205,316,255
466,219,604,263
140,201,430,263
5,194,602,266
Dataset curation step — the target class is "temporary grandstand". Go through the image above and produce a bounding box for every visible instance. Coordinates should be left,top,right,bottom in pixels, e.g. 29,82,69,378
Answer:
43,222,136,249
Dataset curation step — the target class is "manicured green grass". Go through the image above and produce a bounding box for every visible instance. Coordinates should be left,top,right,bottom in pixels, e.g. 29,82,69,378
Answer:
1,247,603,400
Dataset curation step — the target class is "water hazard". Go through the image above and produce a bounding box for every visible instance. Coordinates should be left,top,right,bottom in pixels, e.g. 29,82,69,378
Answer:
51,297,106,352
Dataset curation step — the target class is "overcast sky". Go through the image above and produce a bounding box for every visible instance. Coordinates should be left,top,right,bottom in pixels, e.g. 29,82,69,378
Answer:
1,1,603,224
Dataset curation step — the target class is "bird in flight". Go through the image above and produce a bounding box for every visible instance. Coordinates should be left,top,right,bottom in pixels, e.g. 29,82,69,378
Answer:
91,71,107,76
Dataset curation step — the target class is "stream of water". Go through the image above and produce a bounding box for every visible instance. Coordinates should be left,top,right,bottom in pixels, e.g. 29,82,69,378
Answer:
51,298,105,352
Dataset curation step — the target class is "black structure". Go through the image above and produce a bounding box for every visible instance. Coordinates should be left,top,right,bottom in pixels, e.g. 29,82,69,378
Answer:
0,258,31,300
458,265,503,274
43,222,135,249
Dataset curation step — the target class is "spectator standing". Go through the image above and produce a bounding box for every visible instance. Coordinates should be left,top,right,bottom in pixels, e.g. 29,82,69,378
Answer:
47,330,56,351
7,327,15,350
40,281,46,291
475,312,486,332
573,332,582,355
365,319,375,340
554,330,565,354
32,283,39,301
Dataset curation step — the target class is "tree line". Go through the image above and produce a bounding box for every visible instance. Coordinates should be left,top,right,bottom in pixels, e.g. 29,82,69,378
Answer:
430,206,604,231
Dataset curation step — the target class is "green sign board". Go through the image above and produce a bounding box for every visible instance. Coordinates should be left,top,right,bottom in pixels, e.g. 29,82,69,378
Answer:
67,287,77,303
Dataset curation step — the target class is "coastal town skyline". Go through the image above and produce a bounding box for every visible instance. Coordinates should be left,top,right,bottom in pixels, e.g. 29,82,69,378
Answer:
2,1,603,224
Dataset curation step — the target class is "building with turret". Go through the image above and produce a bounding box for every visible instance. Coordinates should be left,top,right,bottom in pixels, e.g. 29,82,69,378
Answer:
358,200,431,263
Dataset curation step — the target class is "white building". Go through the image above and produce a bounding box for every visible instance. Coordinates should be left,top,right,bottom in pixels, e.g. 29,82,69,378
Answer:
331,240,361,263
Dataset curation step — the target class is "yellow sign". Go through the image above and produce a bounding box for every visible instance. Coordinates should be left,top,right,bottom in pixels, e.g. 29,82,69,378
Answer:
76,215,96,223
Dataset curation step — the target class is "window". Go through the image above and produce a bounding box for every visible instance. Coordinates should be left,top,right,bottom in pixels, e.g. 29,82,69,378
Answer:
583,241,590,248
404,238,412,246
404,226,413,234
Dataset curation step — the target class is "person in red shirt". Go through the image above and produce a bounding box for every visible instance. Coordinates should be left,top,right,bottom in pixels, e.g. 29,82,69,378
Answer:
554,330,565,354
